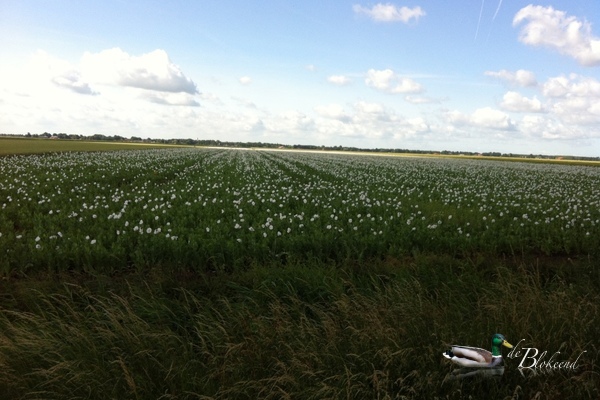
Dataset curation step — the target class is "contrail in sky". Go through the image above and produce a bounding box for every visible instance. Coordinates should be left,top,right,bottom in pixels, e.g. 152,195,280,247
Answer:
475,0,485,40
476,0,504,41
492,0,503,21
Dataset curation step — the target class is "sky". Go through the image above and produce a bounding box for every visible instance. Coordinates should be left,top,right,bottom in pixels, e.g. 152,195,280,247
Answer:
1,1,600,156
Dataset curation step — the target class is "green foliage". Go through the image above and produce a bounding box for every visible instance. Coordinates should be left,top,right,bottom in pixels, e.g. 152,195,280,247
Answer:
1,148,599,398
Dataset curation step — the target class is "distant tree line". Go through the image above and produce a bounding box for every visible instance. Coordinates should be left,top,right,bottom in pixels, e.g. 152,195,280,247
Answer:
1,132,598,161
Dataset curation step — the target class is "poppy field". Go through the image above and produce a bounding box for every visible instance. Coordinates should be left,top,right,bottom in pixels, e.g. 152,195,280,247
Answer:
1,148,599,275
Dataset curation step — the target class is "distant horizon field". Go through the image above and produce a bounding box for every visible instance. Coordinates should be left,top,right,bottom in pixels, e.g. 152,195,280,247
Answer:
0,137,186,155
3,136,600,167
257,146,600,166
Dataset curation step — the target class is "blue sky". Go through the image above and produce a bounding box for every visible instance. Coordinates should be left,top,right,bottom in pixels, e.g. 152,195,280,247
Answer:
1,1,600,156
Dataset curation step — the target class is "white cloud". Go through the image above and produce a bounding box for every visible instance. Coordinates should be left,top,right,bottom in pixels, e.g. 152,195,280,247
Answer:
484,69,537,87
314,101,428,140
315,101,394,125
141,92,200,107
538,74,600,125
0,48,208,137
398,117,430,138
445,107,515,130
17,51,98,96
542,74,600,98
444,110,470,127
500,91,544,113
471,107,515,129
588,101,600,116
353,101,389,122
305,64,317,72
199,92,222,105
520,115,578,139
231,96,258,109
404,95,444,104
551,97,600,125
51,70,97,95
265,110,315,133
239,76,252,85
314,103,352,123
243,117,264,132
353,3,425,23
542,75,571,98
327,75,351,86
81,48,198,93
513,5,600,66
365,69,423,94
480,73,600,138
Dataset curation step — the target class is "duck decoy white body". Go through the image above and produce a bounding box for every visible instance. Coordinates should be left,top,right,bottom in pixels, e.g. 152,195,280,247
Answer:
443,333,513,368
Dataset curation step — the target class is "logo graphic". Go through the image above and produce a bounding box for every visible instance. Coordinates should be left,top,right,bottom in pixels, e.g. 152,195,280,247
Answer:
506,339,586,376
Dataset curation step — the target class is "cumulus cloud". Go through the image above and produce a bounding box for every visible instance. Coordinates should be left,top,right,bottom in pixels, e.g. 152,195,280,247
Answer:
243,117,265,132
397,117,430,138
471,107,515,129
353,3,425,23
231,96,258,109
432,72,600,140
81,48,198,93
327,75,351,86
589,100,600,114
314,103,352,123
314,101,429,140
485,69,537,87
520,115,578,139
552,97,600,126
445,107,515,130
513,5,600,66
5,48,202,111
500,91,544,113
353,101,390,122
507,74,600,133
24,50,98,96
51,70,97,95
404,95,444,104
265,110,315,133
239,76,252,85
542,74,600,98
482,72,600,137
365,69,423,94
141,92,200,107
199,92,222,105
542,75,571,98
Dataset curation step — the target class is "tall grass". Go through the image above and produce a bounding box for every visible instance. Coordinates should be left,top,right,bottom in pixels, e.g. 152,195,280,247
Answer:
1,255,598,399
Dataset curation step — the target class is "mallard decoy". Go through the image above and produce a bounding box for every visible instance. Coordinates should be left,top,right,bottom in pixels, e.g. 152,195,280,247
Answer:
443,333,513,368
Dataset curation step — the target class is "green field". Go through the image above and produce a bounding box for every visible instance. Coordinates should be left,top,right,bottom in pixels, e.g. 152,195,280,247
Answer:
0,136,184,155
1,147,598,398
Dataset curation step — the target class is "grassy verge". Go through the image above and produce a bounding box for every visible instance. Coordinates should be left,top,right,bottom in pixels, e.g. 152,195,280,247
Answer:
1,254,598,399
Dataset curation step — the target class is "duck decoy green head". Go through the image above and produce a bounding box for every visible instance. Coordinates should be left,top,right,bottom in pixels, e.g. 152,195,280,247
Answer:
491,333,513,356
